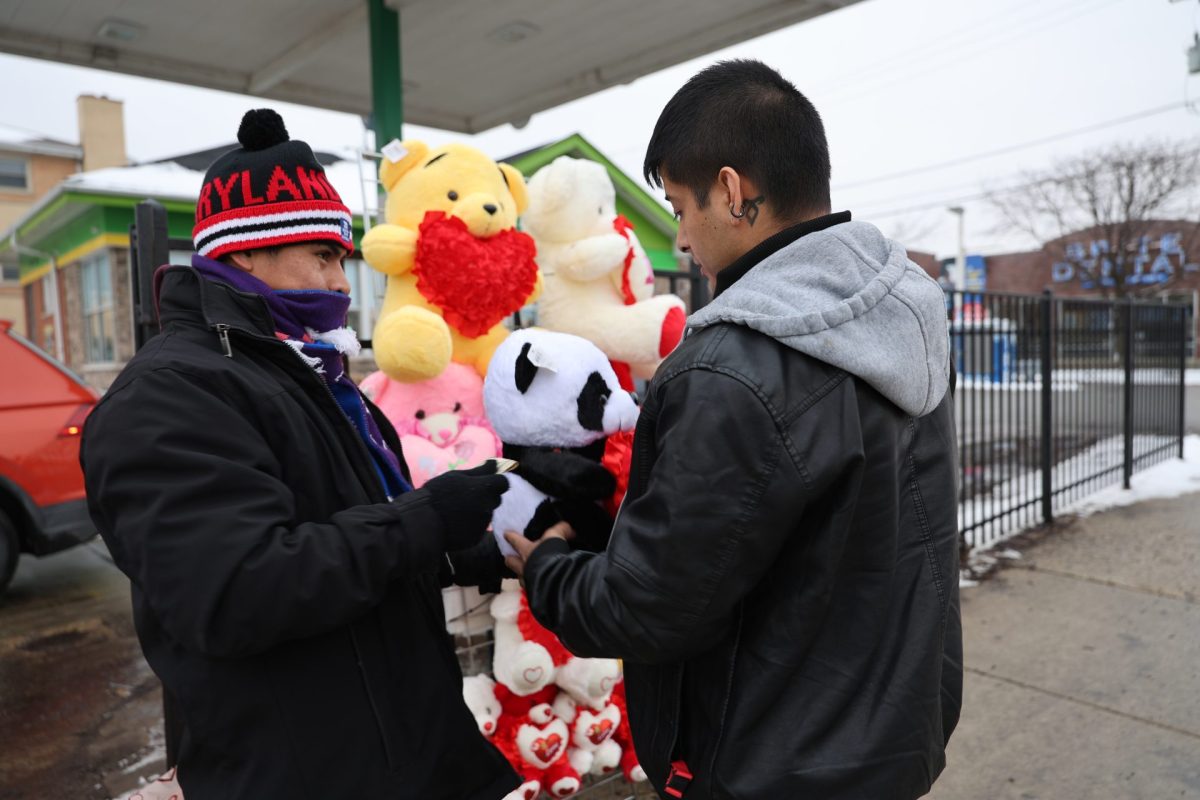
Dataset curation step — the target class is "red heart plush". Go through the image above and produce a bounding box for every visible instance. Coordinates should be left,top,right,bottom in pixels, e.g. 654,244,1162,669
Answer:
414,211,539,338
532,732,564,763
587,718,615,745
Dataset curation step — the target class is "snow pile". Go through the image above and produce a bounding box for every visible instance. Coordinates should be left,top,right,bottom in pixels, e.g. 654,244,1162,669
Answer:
1065,434,1200,516
959,433,1200,549
960,434,1200,587
958,368,1198,392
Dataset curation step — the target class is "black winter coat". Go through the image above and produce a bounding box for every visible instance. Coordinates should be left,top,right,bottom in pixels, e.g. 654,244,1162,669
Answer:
81,267,518,800
524,264,963,797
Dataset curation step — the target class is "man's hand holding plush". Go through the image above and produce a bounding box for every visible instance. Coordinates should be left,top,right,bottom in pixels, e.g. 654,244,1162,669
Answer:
423,463,508,551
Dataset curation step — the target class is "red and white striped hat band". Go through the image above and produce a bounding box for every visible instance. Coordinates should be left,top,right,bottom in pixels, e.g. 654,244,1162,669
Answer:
192,200,355,260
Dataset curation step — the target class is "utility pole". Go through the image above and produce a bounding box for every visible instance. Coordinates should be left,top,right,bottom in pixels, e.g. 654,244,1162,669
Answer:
948,206,966,291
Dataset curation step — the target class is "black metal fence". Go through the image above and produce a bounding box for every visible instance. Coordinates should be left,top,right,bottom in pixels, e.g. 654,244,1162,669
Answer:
948,289,1190,550
654,264,708,313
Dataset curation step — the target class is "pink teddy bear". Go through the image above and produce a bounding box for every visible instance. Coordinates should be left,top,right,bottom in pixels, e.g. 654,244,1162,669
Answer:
360,362,502,488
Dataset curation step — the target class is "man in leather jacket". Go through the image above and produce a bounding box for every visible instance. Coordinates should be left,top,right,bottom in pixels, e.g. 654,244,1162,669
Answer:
506,60,963,800
81,110,518,799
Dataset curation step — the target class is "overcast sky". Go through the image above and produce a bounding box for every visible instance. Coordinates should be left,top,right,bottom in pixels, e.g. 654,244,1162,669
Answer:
1,0,1196,258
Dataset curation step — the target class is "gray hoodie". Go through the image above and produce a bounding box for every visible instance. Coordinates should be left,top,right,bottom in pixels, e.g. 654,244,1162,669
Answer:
687,220,951,417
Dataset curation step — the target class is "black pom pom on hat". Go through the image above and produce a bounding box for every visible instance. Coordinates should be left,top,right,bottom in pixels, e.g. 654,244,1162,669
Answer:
193,106,354,260
237,108,289,151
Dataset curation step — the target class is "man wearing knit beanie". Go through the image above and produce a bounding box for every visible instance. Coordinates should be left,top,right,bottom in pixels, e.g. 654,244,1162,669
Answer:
80,109,520,800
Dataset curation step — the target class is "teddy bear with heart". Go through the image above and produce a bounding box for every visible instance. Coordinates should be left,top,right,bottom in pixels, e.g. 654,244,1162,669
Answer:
521,155,686,390
552,690,622,779
359,362,501,488
361,141,542,383
493,711,581,800
489,579,565,701
488,583,583,800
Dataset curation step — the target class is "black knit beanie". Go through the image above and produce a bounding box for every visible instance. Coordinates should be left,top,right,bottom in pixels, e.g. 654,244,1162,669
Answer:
192,108,354,260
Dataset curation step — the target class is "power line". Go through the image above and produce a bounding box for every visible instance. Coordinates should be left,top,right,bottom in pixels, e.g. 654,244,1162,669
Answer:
808,0,1051,92
861,144,1200,220
834,101,1189,192
864,186,1016,221
817,0,1129,104
609,0,1154,174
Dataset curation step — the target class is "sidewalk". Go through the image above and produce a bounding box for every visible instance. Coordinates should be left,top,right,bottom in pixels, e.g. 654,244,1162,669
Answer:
929,489,1200,799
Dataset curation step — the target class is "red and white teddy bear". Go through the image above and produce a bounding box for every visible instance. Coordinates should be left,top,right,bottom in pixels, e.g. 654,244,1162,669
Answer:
521,155,686,393
473,580,645,800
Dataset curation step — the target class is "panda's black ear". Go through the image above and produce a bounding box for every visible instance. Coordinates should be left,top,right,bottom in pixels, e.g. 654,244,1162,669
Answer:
515,342,538,394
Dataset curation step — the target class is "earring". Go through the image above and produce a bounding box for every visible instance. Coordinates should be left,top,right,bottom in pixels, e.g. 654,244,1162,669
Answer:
730,205,746,219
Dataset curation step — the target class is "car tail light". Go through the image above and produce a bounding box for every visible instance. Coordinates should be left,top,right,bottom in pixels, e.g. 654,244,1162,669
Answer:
58,403,94,438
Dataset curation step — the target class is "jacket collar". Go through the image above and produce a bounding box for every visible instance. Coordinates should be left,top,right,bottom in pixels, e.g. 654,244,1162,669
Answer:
713,211,852,299
156,265,278,337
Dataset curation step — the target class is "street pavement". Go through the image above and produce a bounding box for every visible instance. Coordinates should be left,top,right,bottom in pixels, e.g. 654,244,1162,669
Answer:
0,540,164,800
929,490,1200,799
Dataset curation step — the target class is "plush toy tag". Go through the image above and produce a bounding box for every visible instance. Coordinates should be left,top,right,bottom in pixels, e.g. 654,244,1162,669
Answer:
526,344,559,373
381,139,408,163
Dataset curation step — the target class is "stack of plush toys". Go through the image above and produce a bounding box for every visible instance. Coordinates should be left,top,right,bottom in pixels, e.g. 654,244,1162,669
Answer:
359,143,684,798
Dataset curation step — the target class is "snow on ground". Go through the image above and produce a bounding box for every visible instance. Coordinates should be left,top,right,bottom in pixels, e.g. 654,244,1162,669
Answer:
960,434,1200,586
962,433,1200,539
1065,434,1200,516
109,721,169,800
959,368,1199,391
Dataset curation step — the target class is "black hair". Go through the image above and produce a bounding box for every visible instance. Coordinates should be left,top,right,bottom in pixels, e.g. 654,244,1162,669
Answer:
643,59,831,219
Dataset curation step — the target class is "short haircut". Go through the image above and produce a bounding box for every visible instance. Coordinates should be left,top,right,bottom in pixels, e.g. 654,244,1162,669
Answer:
643,59,831,219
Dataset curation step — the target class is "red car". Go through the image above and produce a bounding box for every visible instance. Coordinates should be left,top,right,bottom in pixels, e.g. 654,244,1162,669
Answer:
0,320,99,592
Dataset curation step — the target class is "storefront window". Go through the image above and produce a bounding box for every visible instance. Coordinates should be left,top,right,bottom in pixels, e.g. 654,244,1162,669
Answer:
81,253,115,363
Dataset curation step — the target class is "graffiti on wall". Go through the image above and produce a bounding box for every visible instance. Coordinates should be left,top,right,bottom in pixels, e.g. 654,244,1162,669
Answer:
1052,233,1200,288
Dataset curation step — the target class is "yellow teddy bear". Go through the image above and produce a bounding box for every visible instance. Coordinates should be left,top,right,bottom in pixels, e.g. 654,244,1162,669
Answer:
362,141,542,382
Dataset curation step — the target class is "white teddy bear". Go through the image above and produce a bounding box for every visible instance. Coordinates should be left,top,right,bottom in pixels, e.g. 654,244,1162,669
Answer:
462,673,502,737
522,156,687,383
490,579,558,697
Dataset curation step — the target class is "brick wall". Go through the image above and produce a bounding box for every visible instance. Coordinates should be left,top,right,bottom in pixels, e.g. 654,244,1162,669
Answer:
907,249,940,280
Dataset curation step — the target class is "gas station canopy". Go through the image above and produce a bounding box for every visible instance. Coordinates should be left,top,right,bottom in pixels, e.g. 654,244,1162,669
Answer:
0,0,860,136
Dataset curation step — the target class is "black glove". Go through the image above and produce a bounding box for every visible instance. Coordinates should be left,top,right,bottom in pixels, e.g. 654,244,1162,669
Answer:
422,463,508,552
445,533,514,594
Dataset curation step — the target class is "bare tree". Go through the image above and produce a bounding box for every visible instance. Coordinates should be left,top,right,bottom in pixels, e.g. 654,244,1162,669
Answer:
988,139,1200,298
885,213,941,251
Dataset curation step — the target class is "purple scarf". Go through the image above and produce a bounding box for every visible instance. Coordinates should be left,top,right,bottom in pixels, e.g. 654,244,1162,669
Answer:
189,254,410,497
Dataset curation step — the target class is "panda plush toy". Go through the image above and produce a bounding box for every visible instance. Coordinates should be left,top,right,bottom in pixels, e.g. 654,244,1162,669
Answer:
484,329,639,556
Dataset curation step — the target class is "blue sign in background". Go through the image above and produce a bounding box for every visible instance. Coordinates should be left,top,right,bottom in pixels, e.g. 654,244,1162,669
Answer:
963,254,987,292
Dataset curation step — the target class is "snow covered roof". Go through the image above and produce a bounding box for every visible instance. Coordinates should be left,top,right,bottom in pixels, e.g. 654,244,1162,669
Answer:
0,123,82,160
58,148,376,216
